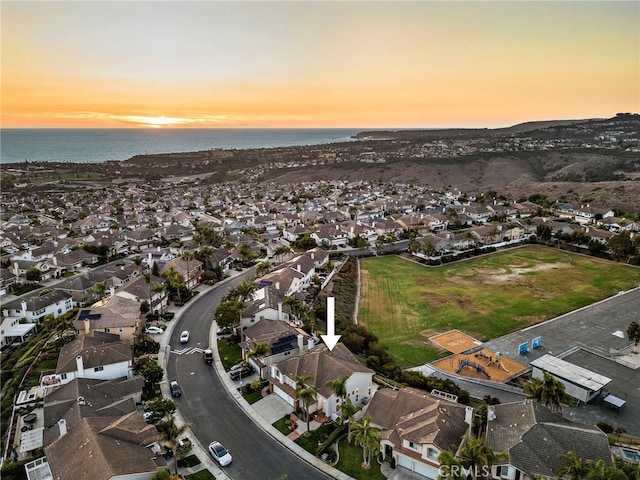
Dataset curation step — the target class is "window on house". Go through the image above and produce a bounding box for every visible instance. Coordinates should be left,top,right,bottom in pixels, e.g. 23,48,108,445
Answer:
104,328,110,333
61,374,67,380
118,327,124,333
427,447,438,458
408,441,417,450
94,366,104,372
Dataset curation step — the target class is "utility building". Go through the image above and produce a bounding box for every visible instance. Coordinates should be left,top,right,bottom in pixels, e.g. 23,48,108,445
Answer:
530,354,611,404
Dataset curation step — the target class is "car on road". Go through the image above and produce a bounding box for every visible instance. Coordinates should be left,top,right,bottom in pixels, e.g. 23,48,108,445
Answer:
145,326,164,335
229,363,254,380
170,380,182,397
179,330,190,343
208,441,232,466
203,349,213,364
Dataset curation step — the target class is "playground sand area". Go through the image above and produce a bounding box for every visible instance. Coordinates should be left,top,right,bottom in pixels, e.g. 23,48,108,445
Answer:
429,330,482,354
432,347,528,383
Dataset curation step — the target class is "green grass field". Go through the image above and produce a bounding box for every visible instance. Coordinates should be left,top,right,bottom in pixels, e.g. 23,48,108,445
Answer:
359,246,640,368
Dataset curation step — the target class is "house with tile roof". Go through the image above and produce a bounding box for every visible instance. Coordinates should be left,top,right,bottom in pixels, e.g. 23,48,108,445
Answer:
365,387,473,479
269,343,374,420
46,331,134,388
42,376,145,444
240,318,314,378
72,295,142,343
485,399,612,480
2,289,74,323
44,413,166,480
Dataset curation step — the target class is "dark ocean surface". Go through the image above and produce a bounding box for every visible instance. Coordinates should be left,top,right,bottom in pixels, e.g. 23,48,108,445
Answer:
0,128,369,164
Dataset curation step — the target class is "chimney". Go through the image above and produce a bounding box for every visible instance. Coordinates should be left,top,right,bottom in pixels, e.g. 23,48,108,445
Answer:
277,302,283,321
58,419,67,436
84,319,91,335
76,355,84,377
275,281,280,290
298,334,304,353
487,405,496,421
109,286,115,297
308,338,315,350
465,406,474,425
20,300,27,315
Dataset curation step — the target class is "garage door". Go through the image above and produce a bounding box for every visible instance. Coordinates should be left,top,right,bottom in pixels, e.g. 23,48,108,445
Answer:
273,386,294,406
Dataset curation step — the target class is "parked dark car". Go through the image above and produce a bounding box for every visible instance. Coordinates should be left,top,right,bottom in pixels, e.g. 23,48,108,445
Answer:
229,364,253,380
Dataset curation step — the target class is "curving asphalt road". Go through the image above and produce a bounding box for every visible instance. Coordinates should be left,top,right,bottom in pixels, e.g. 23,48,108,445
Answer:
164,272,333,480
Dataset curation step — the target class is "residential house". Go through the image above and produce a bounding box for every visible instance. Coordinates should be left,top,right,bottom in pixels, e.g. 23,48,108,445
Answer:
1,315,38,349
241,285,292,329
485,400,612,480
0,267,17,296
269,343,374,420
283,224,312,243
255,266,306,297
158,256,203,290
72,295,142,343
365,387,473,480
43,376,145,442
114,273,168,316
123,228,156,252
42,331,134,388
44,413,165,480
2,289,74,323
240,318,314,377
311,224,348,248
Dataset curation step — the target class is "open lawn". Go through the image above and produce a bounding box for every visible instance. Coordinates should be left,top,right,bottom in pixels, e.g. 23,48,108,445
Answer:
359,246,640,368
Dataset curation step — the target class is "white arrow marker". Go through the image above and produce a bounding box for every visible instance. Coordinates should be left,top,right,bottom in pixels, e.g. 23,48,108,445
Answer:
321,296,341,351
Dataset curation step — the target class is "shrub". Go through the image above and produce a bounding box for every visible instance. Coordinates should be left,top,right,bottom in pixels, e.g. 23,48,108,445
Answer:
597,421,614,434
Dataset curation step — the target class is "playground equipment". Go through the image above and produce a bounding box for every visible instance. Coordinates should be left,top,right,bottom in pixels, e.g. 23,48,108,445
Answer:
456,359,490,378
475,351,510,372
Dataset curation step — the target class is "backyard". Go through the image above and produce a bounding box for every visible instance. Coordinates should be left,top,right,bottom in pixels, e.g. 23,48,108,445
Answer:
359,245,640,368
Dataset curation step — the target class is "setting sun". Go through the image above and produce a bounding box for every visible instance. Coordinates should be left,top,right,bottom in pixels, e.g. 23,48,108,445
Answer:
2,1,638,128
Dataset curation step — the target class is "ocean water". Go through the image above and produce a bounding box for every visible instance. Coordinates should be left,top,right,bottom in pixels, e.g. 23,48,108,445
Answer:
0,128,367,164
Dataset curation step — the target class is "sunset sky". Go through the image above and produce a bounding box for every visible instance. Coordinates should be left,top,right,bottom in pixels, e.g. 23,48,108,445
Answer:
2,1,638,129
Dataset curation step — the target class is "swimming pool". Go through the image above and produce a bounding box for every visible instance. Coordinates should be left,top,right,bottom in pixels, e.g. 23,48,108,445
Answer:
623,448,640,463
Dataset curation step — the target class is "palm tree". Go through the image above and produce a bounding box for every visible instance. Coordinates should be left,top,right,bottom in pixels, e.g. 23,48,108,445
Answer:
152,281,167,315
326,375,348,415
458,436,504,480
255,261,272,278
524,372,571,413
463,230,476,249
92,280,108,301
198,245,214,270
627,321,640,354
293,375,318,432
235,280,257,302
557,450,588,480
181,250,195,290
437,450,464,480
349,416,380,469
157,416,191,476
162,264,183,303
248,341,271,379
339,398,361,440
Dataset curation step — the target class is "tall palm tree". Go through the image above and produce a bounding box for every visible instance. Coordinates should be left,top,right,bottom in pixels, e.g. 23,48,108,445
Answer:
255,261,272,278
349,416,380,469
293,375,317,432
198,245,214,270
181,250,195,290
524,372,571,414
248,341,271,379
157,416,191,476
152,281,166,315
235,280,257,302
162,264,183,303
326,375,349,414
339,398,361,440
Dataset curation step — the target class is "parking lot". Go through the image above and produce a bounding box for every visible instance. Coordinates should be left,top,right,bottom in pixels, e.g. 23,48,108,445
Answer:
482,286,640,435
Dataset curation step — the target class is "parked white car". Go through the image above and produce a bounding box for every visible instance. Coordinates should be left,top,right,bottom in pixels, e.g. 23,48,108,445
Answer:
180,330,190,343
145,326,164,334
